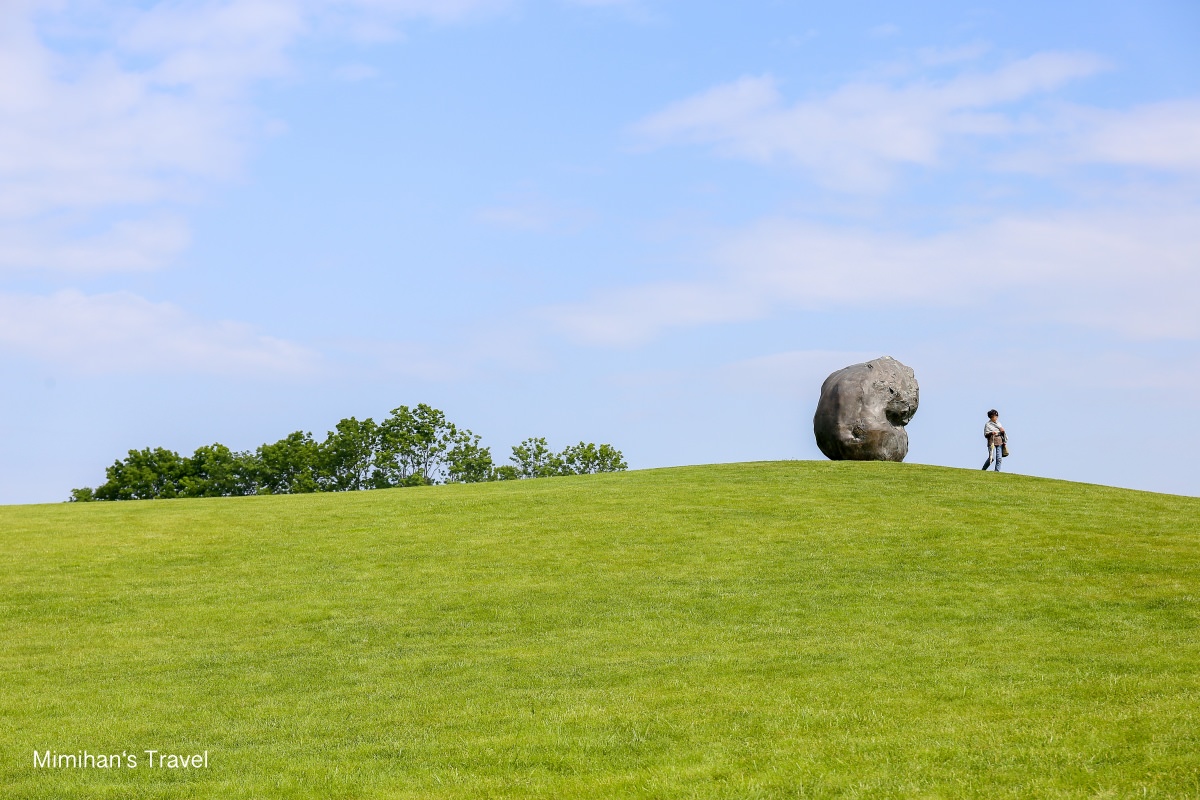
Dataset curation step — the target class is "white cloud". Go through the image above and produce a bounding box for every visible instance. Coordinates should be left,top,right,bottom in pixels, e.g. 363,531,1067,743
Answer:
564,0,642,6
478,205,555,232
0,0,507,276
334,0,510,21
0,217,190,274
0,289,319,375
547,204,1200,345
0,0,518,380
1066,100,1200,172
559,0,654,22
0,1,296,281
476,194,596,233
631,52,1108,190
970,348,1200,393
333,62,379,81
718,348,883,396
0,3,289,222
543,280,765,347
328,320,550,381
120,0,304,88
316,0,511,38
916,42,991,67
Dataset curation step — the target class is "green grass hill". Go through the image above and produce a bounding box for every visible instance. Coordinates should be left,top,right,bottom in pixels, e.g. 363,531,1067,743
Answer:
2,462,1197,799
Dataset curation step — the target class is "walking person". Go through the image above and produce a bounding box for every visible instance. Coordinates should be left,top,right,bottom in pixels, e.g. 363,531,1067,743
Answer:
982,409,1006,471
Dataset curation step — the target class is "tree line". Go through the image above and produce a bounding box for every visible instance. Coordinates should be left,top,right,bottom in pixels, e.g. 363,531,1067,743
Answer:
70,404,626,502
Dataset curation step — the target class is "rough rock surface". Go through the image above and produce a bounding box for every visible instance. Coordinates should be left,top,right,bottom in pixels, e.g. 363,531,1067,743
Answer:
813,356,919,462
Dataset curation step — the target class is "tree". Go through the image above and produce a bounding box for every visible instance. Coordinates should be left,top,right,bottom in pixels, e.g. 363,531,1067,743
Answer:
559,441,628,475
69,486,95,502
509,438,627,478
492,465,520,481
446,429,495,484
510,437,561,479
67,404,627,500
375,404,459,486
318,416,379,492
92,447,189,500
594,443,627,473
255,431,319,494
179,443,257,498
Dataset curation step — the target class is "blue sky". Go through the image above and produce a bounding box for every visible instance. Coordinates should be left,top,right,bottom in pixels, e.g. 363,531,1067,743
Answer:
2,0,1198,503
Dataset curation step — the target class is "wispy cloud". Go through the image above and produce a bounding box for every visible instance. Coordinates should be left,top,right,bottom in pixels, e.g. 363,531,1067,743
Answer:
0,217,190,274
543,281,764,347
0,0,509,277
1002,99,1200,173
333,62,379,81
336,0,512,22
717,348,883,396
476,192,596,233
546,204,1200,345
0,289,319,376
1078,100,1200,170
915,43,992,67
0,0,505,378
328,327,549,382
1,36,241,218
631,51,1108,190
0,1,299,279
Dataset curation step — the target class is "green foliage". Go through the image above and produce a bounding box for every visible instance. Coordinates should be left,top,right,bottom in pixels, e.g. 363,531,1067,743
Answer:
510,436,562,478
559,441,628,474
375,404,457,486
93,447,189,501
67,486,94,503
512,437,628,478
318,416,378,492
446,430,495,484
78,445,256,502
180,443,257,498
492,464,520,481
71,405,624,501
255,431,320,495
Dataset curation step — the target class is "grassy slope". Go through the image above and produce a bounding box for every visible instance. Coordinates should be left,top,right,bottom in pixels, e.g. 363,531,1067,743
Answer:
1,461,1197,799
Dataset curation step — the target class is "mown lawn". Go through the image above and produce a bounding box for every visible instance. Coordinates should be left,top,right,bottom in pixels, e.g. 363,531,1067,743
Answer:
1,461,1197,798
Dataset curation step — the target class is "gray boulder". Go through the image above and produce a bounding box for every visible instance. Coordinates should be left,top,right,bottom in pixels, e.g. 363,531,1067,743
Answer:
813,356,918,462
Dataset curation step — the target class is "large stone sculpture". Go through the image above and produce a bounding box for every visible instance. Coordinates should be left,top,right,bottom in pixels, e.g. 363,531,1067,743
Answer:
813,356,918,462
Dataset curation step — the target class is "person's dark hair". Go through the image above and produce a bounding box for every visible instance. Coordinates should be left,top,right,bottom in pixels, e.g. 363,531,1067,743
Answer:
987,409,998,418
